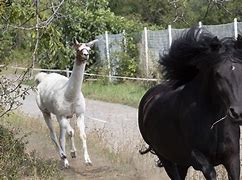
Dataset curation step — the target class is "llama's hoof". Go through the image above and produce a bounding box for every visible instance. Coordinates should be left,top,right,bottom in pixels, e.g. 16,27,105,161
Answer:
85,161,93,166
64,159,70,168
84,155,92,166
71,151,77,158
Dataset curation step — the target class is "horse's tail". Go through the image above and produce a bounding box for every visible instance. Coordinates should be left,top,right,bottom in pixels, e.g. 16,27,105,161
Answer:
35,72,47,85
139,146,158,155
139,146,164,167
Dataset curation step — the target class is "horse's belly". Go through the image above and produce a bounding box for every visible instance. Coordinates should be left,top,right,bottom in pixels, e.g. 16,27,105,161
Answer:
145,116,191,164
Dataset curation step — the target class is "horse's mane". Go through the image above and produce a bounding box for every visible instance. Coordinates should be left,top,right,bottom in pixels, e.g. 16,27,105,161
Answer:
160,27,222,88
233,34,242,61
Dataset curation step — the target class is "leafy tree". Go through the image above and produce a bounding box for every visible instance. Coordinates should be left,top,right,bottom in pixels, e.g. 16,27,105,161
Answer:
109,0,242,28
37,0,144,70
0,0,35,63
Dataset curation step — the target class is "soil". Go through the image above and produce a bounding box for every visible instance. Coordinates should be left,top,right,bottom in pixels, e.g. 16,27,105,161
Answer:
19,89,238,180
19,89,169,180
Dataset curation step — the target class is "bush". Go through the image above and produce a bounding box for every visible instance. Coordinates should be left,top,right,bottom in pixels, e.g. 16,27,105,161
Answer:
0,125,62,179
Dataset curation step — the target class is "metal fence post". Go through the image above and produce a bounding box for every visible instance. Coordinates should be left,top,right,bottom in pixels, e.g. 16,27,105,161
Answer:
144,27,149,77
168,25,172,47
123,30,127,53
66,67,70,77
234,18,238,40
105,31,112,82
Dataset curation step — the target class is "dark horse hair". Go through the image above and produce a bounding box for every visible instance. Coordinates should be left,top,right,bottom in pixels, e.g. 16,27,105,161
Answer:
160,27,242,88
139,26,242,179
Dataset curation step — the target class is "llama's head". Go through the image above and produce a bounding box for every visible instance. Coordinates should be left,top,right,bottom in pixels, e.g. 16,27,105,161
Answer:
74,38,98,62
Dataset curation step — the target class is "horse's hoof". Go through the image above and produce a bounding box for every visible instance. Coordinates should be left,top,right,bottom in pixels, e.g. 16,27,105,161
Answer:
71,151,76,158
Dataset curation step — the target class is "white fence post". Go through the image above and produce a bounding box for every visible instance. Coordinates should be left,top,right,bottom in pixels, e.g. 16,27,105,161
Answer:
198,21,202,28
123,30,127,53
66,67,70,77
144,27,149,77
105,31,112,82
234,18,238,40
168,25,172,47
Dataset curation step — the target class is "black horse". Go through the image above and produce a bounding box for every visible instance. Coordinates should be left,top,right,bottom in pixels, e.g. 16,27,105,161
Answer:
138,27,242,180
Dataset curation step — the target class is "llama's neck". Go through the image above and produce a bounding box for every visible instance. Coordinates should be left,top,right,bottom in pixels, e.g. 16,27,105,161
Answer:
64,59,86,101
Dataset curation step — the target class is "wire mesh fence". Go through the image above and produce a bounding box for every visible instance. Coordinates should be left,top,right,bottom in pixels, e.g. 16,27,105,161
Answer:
10,19,240,82
95,18,240,81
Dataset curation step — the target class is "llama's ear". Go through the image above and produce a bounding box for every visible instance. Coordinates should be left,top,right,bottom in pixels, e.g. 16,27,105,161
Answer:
73,38,80,45
86,39,98,47
73,38,81,49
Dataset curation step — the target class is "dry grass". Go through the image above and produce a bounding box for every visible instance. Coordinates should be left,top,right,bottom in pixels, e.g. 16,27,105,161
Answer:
1,111,155,179
0,112,62,179
0,98,237,179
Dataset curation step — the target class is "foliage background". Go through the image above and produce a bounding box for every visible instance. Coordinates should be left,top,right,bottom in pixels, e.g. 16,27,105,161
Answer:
1,0,242,73
1,1,242,177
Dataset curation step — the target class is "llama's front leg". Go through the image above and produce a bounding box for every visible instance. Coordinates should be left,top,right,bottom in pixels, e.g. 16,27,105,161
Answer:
42,112,67,164
77,113,92,165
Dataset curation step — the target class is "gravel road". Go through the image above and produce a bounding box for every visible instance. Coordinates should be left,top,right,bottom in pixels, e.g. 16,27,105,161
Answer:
4,73,242,179
19,89,141,151
18,86,240,180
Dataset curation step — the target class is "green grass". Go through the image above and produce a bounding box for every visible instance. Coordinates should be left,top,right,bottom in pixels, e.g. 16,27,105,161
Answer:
1,65,151,107
22,76,149,108
82,80,149,107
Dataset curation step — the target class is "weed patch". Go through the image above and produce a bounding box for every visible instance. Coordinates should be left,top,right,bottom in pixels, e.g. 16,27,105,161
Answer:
0,115,62,179
82,80,149,107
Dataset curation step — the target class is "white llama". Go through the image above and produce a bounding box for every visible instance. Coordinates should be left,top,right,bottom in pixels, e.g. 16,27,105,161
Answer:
35,38,98,167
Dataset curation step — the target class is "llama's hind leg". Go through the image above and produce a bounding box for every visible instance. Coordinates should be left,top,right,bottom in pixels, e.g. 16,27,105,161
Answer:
68,124,77,158
42,112,68,166
77,113,92,165
64,118,77,158
57,116,75,168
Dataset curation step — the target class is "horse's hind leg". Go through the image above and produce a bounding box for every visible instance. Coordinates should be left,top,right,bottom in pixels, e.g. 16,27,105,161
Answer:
157,156,182,180
177,165,189,180
191,150,216,180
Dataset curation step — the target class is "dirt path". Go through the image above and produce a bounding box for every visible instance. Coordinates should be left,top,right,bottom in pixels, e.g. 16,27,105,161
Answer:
19,89,168,180
21,89,141,151
19,89,242,180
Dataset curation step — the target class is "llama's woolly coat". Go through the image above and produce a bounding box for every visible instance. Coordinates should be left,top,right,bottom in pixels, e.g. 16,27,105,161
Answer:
35,72,85,118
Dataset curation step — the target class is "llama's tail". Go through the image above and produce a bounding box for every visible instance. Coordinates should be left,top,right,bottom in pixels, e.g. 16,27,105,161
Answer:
35,72,47,85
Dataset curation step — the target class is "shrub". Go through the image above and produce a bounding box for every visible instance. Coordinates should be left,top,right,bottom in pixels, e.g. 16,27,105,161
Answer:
0,125,62,179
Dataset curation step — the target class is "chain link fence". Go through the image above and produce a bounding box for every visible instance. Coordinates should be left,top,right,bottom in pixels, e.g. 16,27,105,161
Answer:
95,19,241,81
